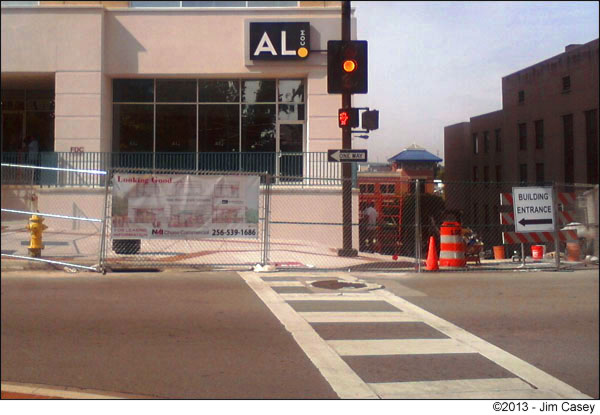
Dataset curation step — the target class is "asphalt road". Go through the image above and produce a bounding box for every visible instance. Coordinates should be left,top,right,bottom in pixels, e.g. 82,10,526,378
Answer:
362,268,599,399
1,267,598,399
0,271,337,399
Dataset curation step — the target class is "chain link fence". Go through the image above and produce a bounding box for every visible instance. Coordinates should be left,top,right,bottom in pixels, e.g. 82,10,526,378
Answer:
3,158,598,272
1,162,107,271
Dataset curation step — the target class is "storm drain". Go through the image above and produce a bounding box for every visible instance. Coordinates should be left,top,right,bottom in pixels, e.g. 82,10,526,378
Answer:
310,280,367,290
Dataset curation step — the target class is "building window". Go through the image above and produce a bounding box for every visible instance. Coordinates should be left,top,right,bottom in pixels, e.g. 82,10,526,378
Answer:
519,163,528,184
473,166,478,182
495,165,502,188
483,166,489,187
518,123,527,150
380,184,396,194
518,90,525,103
535,119,544,149
585,109,598,184
495,129,502,152
563,114,574,184
360,184,375,194
473,133,479,154
562,76,571,91
536,163,545,185
483,131,489,153
112,78,305,174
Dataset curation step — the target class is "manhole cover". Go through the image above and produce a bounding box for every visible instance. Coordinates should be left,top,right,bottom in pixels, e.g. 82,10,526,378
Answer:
311,280,367,290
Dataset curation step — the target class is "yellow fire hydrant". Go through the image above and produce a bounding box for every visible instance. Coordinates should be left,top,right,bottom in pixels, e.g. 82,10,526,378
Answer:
26,214,48,257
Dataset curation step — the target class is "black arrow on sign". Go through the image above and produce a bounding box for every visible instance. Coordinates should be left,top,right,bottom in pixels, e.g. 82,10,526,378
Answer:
518,218,553,227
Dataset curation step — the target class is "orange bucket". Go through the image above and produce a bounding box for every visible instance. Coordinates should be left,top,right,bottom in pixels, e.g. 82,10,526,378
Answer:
566,242,581,261
493,246,505,260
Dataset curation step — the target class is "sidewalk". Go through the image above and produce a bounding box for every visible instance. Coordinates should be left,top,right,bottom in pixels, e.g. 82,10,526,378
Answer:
2,220,595,272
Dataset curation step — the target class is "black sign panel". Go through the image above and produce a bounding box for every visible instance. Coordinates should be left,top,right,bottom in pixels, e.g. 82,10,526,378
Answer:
250,22,310,61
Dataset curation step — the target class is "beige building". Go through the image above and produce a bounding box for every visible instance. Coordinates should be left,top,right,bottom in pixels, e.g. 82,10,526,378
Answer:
1,1,347,157
1,1,364,250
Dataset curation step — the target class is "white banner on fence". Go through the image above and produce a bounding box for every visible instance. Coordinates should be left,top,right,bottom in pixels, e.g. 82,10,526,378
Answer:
111,174,260,240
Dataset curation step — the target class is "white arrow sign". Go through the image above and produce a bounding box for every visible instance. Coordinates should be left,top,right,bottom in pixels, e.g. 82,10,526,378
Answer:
327,149,367,163
512,186,555,233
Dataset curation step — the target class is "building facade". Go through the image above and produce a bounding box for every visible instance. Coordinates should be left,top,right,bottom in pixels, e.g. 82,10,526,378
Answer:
1,1,366,250
444,39,599,250
1,1,348,167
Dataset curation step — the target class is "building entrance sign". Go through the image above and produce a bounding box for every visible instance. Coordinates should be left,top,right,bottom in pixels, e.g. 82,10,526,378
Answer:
512,186,555,233
249,22,310,60
112,174,260,240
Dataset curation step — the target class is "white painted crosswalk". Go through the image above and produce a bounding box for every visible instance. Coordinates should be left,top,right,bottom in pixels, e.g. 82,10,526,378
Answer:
239,271,591,399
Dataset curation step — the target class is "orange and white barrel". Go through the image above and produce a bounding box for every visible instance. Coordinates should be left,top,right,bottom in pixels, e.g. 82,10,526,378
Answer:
439,221,466,268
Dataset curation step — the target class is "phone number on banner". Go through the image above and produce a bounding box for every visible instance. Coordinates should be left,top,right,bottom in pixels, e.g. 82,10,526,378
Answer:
211,228,258,238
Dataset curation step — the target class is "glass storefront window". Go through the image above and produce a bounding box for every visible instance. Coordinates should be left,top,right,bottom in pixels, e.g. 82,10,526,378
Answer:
198,80,239,103
156,105,197,152
113,79,154,103
198,105,239,152
112,104,154,152
278,80,304,103
242,104,276,152
248,1,297,6
131,1,179,7
278,104,305,121
156,79,196,103
242,80,276,103
111,78,305,176
183,1,245,6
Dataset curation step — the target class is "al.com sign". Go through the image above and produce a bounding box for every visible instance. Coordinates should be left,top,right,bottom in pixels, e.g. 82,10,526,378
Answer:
249,22,310,60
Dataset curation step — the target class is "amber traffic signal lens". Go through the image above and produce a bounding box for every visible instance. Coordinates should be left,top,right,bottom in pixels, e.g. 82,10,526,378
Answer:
342,59,357,73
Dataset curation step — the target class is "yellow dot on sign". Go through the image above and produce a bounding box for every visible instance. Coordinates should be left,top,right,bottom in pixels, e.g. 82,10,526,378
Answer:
343,59,357,72
297,47,309,58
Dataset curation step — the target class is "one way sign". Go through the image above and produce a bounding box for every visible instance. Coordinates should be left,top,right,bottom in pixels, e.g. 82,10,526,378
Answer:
327,149,368,163
512,186,555,233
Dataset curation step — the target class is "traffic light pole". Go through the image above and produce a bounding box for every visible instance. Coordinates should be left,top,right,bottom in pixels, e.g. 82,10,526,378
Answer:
338,0,358,257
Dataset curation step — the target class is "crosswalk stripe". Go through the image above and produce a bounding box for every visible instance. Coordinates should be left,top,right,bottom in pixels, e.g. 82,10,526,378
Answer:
373,290,590,398
369,377,533,398
239,272,378,399
328,339,473,356
280,293,381,301
300,312,417,323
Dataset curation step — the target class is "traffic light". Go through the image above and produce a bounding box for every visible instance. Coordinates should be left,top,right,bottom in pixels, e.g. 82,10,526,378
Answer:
361,110,379,131
338,108,359,128
327,40,368,94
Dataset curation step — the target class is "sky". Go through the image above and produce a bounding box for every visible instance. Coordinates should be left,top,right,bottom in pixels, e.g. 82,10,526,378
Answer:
351,1,599,163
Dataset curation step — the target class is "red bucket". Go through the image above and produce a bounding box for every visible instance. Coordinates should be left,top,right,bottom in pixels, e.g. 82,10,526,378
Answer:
531,245,545,260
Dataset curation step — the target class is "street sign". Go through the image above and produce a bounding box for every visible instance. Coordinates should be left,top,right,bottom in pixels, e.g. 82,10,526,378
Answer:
512,186,555,233
327,149,367,163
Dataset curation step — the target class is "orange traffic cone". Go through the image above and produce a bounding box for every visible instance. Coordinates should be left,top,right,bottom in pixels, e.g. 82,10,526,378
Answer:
426,236,439,271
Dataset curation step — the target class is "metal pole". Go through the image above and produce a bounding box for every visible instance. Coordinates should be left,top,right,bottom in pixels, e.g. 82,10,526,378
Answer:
552,182,561,270
262,173,271,265
338,0,357,257
98,167,112,273
415,179,422,272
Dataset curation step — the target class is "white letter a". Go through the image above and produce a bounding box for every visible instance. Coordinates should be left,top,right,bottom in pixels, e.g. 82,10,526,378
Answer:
254,32,277,56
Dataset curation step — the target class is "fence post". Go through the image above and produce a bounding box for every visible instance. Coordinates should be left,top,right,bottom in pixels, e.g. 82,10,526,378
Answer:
98,167,111,273
262,173,272,266
415,179,422,272
552,182,560,271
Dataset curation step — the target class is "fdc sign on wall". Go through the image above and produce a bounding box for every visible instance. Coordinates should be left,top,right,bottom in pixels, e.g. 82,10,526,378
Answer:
512,186,555,233
112,174,260,240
